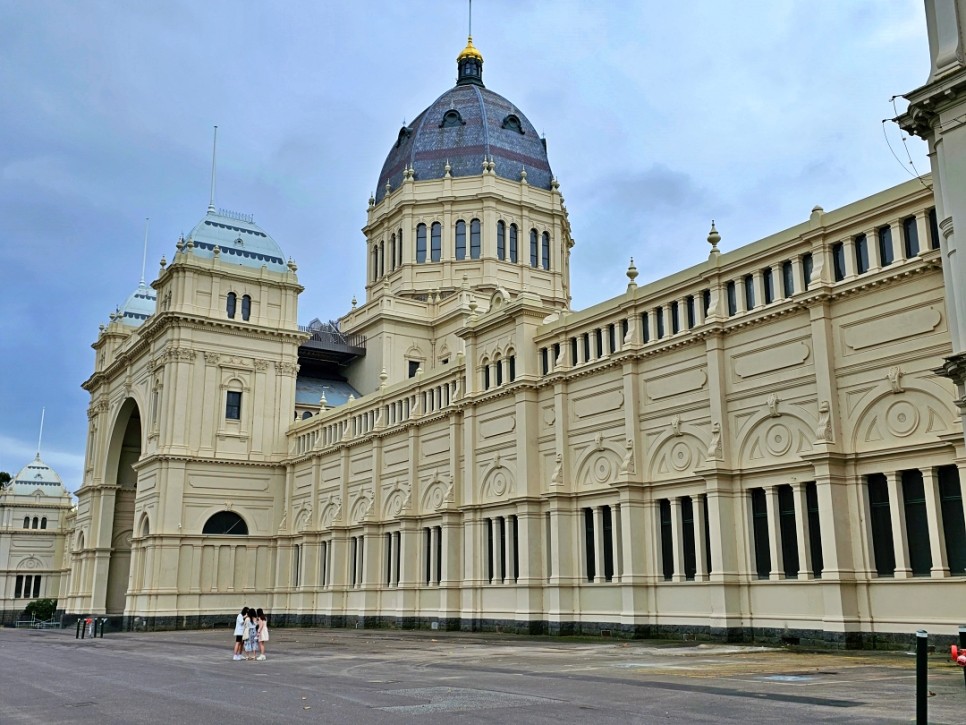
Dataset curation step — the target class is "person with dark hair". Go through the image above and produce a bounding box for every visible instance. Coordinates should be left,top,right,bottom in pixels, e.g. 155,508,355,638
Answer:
256,608,269,661
243,605,259,660
233,606,249,661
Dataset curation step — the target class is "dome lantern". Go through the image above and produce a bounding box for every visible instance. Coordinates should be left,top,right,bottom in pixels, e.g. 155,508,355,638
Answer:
457,36,484,87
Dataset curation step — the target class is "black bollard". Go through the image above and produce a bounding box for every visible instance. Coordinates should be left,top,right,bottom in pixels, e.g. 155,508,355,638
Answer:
960,625,966,691
75,619,82,639
916,630,927,725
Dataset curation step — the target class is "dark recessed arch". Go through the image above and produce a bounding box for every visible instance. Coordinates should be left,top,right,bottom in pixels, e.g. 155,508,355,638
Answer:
202,510,249,535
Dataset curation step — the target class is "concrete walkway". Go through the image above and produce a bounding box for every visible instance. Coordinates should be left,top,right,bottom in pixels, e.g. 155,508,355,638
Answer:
2,627,964,723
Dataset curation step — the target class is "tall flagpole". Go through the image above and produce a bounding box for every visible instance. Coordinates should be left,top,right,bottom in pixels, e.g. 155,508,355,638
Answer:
208,125,218,214
37,407,45,458
140,217,150,284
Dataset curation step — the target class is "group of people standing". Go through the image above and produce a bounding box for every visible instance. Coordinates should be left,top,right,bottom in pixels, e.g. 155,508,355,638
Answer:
232,606,269,661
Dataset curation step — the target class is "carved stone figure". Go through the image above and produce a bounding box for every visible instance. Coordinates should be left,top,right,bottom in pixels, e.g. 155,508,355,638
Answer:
550,453,563,486
619,439,635,476
816,400,833,442
887,366,905,394
670,415,681,437
707,421,723,461
767,393,781,418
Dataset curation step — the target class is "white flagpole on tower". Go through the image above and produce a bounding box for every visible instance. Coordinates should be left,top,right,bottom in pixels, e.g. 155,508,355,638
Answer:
37,407,45,458
208,125,218,214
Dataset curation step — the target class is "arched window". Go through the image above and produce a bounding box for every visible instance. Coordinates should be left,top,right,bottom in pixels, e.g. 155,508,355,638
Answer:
431,222,442,262
379,240,385,278
202,510,249,535
301,411,313,420
508,354,516,382
32,517,38,529
541,232,551,270
495,354,504,386
455,220,466,260
40,517,47,530
470,219,481,259
501,114,524,134
390,234,396,271
509,224,518,263
440,109,465,128
482,358,491,390
416,224,427,263
226,292,237,319
397,228,403,266
372,246,379,280
497,221,506,260
530,229,539,267
241,295,251,321
23,517,29,529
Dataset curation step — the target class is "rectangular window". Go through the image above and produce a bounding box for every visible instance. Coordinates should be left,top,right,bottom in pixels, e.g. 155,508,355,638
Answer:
751,488,770,579
570,338,578,365
902,469,932,576
408,360,420,378
385,533,393,585
877,226,894,266
781,260,795,297
726,281,737,316
455,220,466,260
431,222,441,262
801,252,813,289
938,465,966,574
601,506,614,582
508,356,516,381
540,348,549,375
33,576,40,598
928,207,941,250
867,473,896,576
743,274,755,309
832,242,846,281
681,497,696,581
594,329,603,358
225,391,242,420
470,219,481,259
854,234,869,274
902,216,919,258
511,516,520,581
641,312,650,343
582,334,590,362
497,221,506,260
660,499,673,581
762,267,774,304
541,232,550,270
777,485,799,578
702,288,711,316
294,544,302,587
350,538,358,587
655,307,665,338
703,495,712,574
15,574,23,598
321,541,329,586
509,224,518,262
583,508,596,582
608,324,617,352
416,224,427,263
670,301,680,334
530,229,539,268
805,482,823,578
425,527,433,585
686,295,696,328
498,517,507,582
435,526,443,584
485,520,494,583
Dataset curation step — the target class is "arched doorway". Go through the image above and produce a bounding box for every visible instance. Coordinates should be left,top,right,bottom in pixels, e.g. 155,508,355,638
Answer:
104,399,141,614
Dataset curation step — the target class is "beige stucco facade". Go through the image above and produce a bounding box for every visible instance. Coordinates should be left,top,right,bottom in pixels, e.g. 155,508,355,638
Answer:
55,11,966,646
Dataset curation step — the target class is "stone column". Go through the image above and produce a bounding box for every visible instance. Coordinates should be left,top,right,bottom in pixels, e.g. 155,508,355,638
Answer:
867,227,882,270
890,221,906,264
752,271,765,310
921,467,949,577
843,238,857,279
792,482,814,580
670,498,685,582
885,472,912,578
765,486,783,580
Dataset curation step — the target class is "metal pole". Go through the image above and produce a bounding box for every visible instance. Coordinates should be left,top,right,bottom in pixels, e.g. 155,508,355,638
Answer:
959,625,966,691
75,619,81,639
916,630,928,725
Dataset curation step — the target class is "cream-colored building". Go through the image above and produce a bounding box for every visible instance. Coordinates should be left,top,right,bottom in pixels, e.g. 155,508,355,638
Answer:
0,453,73,623
59,21,966,646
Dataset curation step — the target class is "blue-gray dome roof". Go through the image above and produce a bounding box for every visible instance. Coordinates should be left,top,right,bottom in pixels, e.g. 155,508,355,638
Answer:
186,210,287,272
4,453,69,496
117,280,157,327
376,83,553,202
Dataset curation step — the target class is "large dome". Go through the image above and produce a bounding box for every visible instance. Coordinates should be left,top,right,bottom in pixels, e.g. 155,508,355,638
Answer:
376,40,553,202
185,209,287,273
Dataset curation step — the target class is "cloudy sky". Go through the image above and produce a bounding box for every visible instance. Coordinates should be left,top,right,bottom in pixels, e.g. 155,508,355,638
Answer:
0,1,931,490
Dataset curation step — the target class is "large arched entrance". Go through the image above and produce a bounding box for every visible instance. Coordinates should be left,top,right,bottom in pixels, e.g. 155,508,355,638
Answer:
104,399,141,614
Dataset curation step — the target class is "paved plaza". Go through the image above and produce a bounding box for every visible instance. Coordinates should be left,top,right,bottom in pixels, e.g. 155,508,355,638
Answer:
1,626,964,723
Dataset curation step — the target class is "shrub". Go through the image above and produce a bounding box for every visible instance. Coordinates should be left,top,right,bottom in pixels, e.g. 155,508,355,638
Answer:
24,598,57,622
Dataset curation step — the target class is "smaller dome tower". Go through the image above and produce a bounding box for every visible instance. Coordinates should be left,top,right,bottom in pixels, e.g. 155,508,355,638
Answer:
457,36,484,87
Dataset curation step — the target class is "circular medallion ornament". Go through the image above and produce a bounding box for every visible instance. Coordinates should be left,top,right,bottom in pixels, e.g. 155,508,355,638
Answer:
491,470,508,497
592,455,615,484
427,484,444,510
765,424,793,456
886,400,919,437
670,441,692,472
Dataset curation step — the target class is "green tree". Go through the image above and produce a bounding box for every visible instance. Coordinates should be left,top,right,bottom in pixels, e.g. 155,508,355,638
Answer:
24,598,57,622
0,471,11,487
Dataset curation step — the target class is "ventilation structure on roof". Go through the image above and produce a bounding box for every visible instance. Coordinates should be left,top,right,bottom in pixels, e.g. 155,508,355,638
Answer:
440,109,466,128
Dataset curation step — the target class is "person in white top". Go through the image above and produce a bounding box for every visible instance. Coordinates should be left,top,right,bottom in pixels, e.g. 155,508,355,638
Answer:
232,606,249,661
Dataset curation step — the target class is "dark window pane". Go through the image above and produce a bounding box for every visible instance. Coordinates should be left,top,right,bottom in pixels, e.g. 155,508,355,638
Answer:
902,470,932,576
530,229,538,267
416,224,427,263
455,220,466,260
878,226,894,266
226,292,237,319
832,242,846,281
802,253,813,289
681,497,696,580
671,301,680,334
806,482,823,577
928,208,941,250
938,465,966,574
431,222,442,262
782,260,795,297
202,510,248,535
727,281,737,316
601,506,614,582
642,313,650,343
470,219,481,259
867,474,896,576
584,508,596,582
763,268,774,303
660,499,673,581
744,274,755,308
903,217,919,257
225,391,242,420
509,224,518,262
241,295,251,321
686,296,696,328
655,307,665,338
751,488,771,579
777,484,799,578
497,221,506,260
854,234,869,274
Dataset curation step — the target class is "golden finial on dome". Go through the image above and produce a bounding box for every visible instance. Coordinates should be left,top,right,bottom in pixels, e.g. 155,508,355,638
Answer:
458,35,483,62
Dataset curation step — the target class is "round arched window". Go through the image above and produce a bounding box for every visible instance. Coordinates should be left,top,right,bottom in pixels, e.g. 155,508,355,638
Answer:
202,511,249,535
